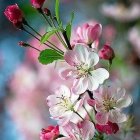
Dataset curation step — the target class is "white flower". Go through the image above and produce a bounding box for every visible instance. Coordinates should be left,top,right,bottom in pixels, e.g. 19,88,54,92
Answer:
93,86,132,125
46,85,87,126
60,44,109,94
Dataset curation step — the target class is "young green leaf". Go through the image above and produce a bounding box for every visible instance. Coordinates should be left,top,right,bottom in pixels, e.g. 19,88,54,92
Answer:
41,28,61,44
66,23,71,41
65,12,75,41
55,0,60,25
38,49,63,65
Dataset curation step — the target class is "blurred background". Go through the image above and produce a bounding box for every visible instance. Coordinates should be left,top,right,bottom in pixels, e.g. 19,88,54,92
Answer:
0,0,140,140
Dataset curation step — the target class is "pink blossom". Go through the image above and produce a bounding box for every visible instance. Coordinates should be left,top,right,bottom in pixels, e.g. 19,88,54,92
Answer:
93,86,132,125
31,0,45,9
76,23,102,45
57,120,95,140
60,44,109,94
95,121,119,135
98,44,115,61
40,125,59,140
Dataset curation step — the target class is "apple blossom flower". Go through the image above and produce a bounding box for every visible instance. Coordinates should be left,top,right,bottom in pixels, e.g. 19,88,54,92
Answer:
30,0,45,9
57,120,95,140
95,121,119,135
4,4,23,28
60,44,109,94
76,23,102,45
93,86,132,125
40,125,59,140
98,44,115,62
46,85,87,125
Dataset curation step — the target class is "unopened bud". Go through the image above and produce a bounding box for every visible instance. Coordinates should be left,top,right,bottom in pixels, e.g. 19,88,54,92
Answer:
43,8,51,16
98,44,115,63
18,41,29,47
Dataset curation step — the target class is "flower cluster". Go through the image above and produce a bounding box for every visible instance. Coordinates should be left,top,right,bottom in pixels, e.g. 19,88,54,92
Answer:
4,0,133,140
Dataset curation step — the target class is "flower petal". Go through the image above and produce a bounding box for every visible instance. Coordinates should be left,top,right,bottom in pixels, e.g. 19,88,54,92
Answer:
72,78,88,94
88,76,99,91
60,68,76,80
116,95,132,108
55,85,71,97
95,112,108,125
109,110,127,123
64,50,79,66
80,120,95,140
91,68,109,84
89,24,102,42
87,51,99,66
74,44,89,63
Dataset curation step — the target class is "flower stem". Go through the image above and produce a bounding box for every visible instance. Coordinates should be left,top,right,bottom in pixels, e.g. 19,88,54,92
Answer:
38,9,68,49
83,105,95,124
62,31,72,50
74,110,84,120
49,15,68,49
28,44,41,52
23,19,64,54
22,27,63,55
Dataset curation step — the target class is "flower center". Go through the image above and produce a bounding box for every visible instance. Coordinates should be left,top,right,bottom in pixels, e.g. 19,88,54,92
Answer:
76,63,92,78
103,98,116,112
57,95,73,111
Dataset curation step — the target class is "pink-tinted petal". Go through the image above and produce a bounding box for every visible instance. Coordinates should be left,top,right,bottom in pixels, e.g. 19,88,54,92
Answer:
55,85,71,97
74,44,89,63
88,76,99,91
80,120,95,140
60,68,76,80
109,110,127,123
113,88,125,100
96,112,109,125
90,24,102,41
72,78,88,94
116,95,132,108
64,50,79,66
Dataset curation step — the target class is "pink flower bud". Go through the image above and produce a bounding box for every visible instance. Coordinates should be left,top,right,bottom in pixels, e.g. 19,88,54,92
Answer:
98,44,115,61
40,125,59,140
95,121,119,135
31,0,45,9
4,4,23,24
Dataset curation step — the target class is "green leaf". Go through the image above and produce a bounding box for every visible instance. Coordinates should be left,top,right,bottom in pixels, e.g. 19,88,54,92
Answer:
66,23,71,41
38,49,63,65
70,12,74,23
55,0,60,25
41,28,61,44
65,12,75,41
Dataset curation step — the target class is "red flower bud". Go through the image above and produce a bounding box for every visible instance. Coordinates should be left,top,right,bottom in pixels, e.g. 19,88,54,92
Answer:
95,121,119,135
98,44,115,62
40,125,59,140
43,8,51,16
30,0,45,9
4,4,23,24
18,41,29,47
